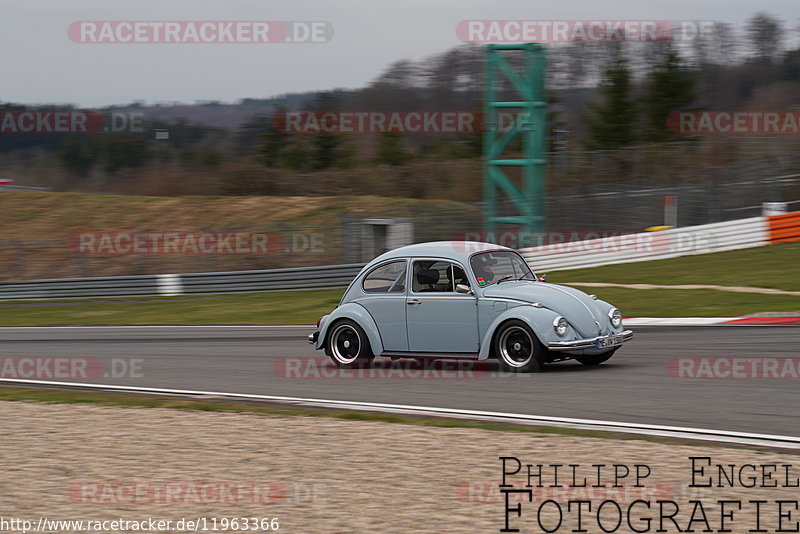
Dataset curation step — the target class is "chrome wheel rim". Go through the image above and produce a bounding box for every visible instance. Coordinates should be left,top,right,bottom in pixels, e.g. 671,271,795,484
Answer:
499,326,534,368
330,324,362,364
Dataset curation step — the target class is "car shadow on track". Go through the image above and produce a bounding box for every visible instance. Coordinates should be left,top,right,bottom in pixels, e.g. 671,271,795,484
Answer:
316,357,638,377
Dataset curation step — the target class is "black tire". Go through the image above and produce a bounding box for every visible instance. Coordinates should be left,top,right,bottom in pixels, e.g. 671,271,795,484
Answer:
325,319,374,369
575,349,617,366
495,320,546,373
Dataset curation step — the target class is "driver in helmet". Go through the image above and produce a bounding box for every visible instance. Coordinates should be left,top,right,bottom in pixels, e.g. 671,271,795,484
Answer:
473,255,497,285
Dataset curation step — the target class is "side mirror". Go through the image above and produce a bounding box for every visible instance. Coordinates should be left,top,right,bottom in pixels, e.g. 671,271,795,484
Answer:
538,273,548,282
455,283,472,294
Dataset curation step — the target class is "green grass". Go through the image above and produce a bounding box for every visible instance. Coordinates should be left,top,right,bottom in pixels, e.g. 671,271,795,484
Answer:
0,284,795,325
569,286,800,317
551,243,800,291
0,386,750,449
0,290,344,326
0,245,798,325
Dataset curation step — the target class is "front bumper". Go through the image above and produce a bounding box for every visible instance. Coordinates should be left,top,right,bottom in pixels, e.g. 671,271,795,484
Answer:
307,331,319,345
547,330,633,352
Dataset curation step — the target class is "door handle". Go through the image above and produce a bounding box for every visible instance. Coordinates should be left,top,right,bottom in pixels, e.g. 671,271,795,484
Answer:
406,299,421,305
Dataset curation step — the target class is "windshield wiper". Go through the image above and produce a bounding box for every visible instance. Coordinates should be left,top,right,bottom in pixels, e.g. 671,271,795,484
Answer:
497,274,536,284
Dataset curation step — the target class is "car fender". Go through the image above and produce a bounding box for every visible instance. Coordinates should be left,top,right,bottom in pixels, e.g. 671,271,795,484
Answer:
593,298,615,315
591,297,628,334
316,302,384,355
478,305,563,360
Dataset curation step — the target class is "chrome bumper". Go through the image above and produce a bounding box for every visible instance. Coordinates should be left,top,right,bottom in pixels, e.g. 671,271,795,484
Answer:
307,332,318,345
548,330,633,351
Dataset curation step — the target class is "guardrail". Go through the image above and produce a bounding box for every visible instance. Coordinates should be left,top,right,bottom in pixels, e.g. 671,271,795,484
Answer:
0,264,366,301
520,210,800,271
767,211,800,244
518,216,770,272
0,273,161,300
0,212,797,300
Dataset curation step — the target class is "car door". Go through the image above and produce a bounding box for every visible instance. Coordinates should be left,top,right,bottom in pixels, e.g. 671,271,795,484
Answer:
405,259,479,354
356,259,409,351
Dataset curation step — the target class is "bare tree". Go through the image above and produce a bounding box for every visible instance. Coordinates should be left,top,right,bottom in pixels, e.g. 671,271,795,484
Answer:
746,12,784,62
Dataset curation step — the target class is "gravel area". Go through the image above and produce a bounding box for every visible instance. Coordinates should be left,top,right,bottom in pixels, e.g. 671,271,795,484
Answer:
0,401,797,533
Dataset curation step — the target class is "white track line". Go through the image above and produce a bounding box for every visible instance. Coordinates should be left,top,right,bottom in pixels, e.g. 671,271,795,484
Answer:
571,282,800,296
623,318,730,326
0,378,797,450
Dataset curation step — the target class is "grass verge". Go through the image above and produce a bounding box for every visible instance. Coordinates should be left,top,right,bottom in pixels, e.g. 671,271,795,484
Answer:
1,245,798,325
0,289,343,326
0,286,797,326
551,243,800,291
569,286,800,317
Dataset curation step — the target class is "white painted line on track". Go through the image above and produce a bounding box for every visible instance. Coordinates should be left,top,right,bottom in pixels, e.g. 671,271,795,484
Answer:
0,378,797,450
623,318,730,326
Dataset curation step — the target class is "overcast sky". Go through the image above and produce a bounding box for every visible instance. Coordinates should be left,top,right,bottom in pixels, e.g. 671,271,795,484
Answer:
1,0,797,107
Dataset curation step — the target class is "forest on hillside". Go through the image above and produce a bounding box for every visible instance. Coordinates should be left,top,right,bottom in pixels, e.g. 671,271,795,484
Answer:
1,12,799,199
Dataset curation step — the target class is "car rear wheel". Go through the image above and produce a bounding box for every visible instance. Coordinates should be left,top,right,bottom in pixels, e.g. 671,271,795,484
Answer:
495,320,545,373
575,349,617,366
326,319,374,369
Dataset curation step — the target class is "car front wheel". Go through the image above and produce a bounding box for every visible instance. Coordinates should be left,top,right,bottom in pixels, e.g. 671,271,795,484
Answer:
326,319,374,368
495,320,545,373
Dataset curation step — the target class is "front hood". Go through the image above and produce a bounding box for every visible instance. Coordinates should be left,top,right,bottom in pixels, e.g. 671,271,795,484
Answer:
483,282,609,337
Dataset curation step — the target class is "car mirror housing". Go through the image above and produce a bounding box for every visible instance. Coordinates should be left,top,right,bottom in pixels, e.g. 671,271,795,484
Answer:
455,283,473,294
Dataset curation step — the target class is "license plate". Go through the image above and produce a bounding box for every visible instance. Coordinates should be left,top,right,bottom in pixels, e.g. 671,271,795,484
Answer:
596,334,624,349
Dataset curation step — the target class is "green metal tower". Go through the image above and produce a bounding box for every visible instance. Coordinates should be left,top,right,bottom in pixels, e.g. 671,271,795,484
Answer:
484,43,547,234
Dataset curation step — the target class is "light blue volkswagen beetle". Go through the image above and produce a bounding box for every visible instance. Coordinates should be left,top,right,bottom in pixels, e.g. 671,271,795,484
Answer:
307,241,632,372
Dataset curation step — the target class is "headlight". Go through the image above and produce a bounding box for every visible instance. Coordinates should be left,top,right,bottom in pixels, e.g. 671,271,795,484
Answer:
609,308,622,328
553,316,568,337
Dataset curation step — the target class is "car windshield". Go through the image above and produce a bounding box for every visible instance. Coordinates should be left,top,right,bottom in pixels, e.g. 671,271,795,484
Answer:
469,251,535,287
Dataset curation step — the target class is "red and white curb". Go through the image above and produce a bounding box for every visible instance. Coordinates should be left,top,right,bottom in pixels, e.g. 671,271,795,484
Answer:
625,316,800,326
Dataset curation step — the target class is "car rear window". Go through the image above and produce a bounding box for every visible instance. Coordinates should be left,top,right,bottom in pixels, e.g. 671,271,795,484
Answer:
362,260,407,293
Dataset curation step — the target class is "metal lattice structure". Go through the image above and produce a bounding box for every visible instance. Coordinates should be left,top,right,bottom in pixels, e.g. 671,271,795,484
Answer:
484,43,548,233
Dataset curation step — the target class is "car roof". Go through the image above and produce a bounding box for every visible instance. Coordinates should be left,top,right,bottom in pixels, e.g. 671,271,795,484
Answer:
367,241,514,267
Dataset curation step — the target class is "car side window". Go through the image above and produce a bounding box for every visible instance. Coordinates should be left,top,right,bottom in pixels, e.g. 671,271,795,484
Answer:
412,261,468,293
451,264,469,289
362,260,407,293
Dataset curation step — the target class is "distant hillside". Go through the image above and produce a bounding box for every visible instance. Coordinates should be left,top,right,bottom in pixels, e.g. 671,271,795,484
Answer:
102,92,322,129
0,191,476,280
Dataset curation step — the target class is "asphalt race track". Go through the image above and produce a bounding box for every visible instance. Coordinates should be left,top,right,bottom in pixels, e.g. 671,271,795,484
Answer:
0,325,797,436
